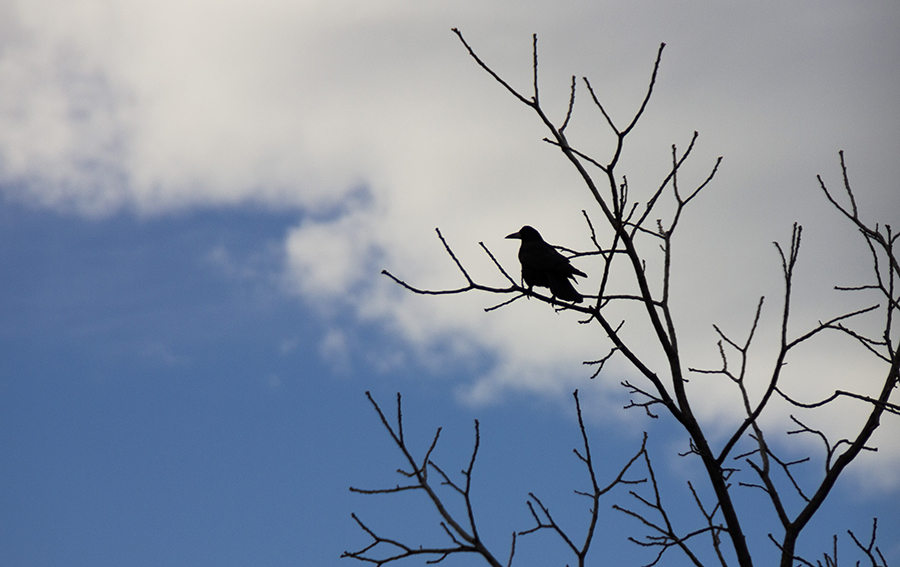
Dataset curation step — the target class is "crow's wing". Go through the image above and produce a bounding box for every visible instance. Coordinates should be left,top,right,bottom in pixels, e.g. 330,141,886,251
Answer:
547,273,583,303
520,241,585,279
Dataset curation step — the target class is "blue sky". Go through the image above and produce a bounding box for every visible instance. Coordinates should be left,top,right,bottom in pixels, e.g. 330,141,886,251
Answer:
1,1,899,565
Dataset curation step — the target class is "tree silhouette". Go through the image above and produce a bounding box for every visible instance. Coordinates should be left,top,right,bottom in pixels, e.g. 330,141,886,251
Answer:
343,29,898,567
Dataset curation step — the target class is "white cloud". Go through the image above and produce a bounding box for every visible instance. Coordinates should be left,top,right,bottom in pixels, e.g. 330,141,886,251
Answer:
1,0,898,483
319,327,351,375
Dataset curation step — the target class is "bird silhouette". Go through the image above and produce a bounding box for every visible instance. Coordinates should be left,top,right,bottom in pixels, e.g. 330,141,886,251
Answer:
506,226,586,303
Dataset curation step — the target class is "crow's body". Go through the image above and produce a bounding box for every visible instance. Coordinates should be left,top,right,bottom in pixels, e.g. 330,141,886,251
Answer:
506,226,586,303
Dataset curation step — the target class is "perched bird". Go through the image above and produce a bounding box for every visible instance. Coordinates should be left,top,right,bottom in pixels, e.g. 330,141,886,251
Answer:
506,225,587,303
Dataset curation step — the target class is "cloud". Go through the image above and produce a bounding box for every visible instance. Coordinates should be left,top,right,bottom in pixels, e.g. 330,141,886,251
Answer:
1,0,898,483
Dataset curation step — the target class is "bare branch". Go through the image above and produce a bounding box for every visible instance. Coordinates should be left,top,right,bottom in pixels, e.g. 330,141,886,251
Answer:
518,392,649,566
380,228,520,301
452,28,532,106
542,136,609,172
622,43,666,136
612,446,708,567
560,75,577,132
848,518,889,567
775,386,900,417
583,76,619,135
819,151,900,279
621,380,664,419
479,241,519,286
584,344,619,379
345,392,505,567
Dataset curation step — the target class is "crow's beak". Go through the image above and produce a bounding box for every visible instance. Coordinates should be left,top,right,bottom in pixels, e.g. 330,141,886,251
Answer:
505,231,521,240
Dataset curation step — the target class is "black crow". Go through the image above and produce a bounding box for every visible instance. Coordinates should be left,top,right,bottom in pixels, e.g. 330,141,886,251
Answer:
506,225,587,303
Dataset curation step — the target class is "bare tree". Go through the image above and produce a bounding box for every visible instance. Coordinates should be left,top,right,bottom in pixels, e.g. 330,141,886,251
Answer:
343,29,898,567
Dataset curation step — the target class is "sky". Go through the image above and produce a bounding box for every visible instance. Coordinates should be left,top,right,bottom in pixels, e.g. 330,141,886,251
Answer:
1,1,899,566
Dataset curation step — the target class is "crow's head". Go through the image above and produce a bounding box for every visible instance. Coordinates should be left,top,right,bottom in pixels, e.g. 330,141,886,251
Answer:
505,225,543,242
